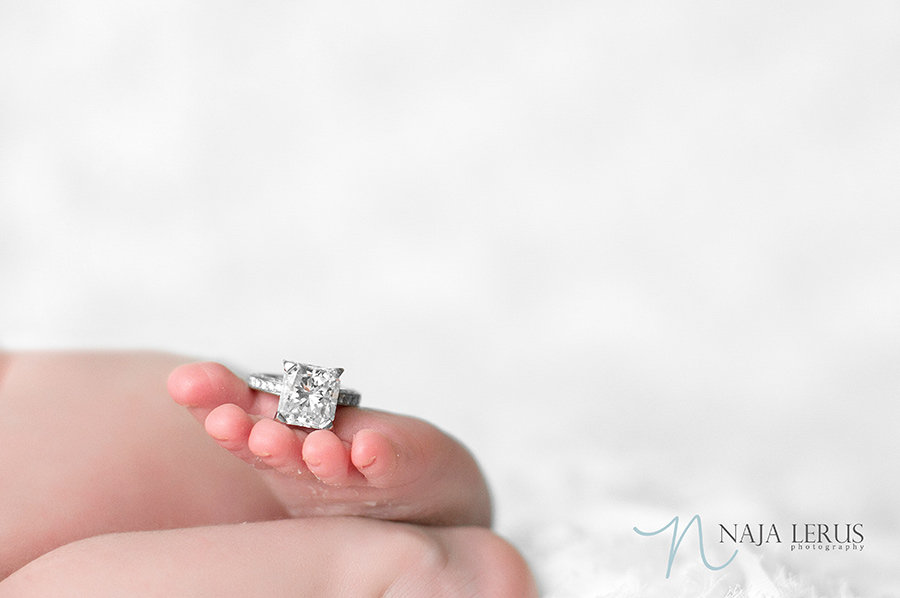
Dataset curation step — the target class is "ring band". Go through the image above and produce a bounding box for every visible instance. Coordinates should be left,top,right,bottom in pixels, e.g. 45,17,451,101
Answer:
247,360,360,430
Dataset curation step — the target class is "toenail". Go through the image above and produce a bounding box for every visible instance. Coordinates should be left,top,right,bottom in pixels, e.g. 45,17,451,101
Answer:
358,455,377,468
304,456,321,467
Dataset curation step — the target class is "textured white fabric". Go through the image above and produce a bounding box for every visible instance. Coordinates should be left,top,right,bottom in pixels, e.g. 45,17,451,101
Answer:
1,2,898,595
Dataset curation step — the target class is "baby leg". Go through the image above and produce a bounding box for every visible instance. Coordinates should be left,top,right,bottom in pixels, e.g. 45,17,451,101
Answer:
0,518,538,598
0,351,286,579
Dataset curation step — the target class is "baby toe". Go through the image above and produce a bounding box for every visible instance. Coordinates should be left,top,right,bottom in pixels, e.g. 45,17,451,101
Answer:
302,430,360,486
350,429,399,487
169,363,250,409
205,403,260,466
248,419,307,474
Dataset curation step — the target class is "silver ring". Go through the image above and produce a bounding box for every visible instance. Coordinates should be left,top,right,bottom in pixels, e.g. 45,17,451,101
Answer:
247,360,361,430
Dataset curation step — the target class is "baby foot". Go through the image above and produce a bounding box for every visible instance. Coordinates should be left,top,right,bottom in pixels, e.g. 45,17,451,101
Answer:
168,362,491,527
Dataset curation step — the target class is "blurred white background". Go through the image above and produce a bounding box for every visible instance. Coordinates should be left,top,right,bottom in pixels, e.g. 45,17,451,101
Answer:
2,2,899,595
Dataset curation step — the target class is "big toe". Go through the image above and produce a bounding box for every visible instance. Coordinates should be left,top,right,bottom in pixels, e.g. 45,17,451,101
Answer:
168,362,276,424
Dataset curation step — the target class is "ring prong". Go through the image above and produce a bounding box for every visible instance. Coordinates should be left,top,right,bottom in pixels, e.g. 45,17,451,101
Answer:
283,360,299,373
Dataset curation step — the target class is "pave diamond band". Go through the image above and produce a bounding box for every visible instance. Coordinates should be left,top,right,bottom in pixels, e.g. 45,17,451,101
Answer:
247,360,361,430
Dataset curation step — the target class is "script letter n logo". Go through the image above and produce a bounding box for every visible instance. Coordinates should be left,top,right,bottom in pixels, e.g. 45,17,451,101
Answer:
634,515,738,578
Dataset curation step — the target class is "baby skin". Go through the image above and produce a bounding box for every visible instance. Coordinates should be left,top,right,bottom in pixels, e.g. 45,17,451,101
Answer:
0,352,537,597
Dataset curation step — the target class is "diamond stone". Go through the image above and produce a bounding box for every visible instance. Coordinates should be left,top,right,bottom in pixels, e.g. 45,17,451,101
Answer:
275,361,343,429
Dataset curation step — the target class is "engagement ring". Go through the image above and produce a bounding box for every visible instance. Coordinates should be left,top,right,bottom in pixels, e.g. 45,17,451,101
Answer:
247,360,361,430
